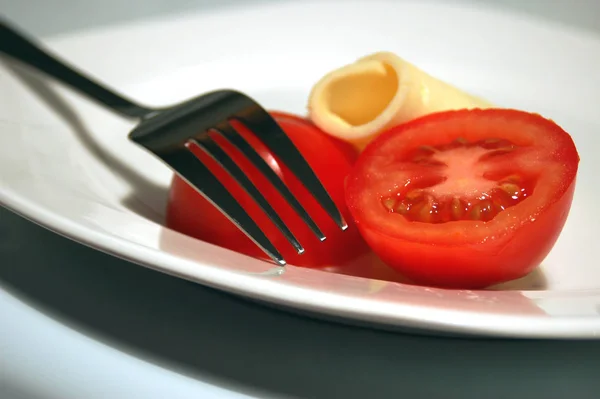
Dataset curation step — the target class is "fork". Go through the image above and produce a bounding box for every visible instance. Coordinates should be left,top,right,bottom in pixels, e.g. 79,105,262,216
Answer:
0,19,348,265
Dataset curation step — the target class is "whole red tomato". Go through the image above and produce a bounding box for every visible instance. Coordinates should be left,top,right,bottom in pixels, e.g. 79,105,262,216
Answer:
166,111,369,267
345,109,579,289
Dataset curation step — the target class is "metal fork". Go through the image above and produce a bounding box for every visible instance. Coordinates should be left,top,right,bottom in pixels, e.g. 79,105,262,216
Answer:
0,19,347,265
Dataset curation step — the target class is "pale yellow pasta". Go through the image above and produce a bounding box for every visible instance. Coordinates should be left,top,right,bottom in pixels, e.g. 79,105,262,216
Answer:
307,51,492,149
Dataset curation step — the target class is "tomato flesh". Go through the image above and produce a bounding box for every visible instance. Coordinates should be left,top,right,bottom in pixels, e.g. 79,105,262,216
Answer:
345,109,579,288
381,137,536,224
166,111,370,268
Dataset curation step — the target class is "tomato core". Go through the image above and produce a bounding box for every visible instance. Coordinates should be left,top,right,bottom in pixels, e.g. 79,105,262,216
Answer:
381,137,534,223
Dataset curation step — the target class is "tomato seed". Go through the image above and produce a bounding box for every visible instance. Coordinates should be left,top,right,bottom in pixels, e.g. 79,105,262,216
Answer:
500,182,521,198
383,197,396,211
385,178,532,223
501,175,521,184
416,204,432,222
383,137,534,224
473,200,494,222
395,202,410,214
450,197,465,220
405,189,423,201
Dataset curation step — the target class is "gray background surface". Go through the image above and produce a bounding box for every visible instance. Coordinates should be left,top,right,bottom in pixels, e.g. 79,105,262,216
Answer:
1,0,598,37
1,1,600,398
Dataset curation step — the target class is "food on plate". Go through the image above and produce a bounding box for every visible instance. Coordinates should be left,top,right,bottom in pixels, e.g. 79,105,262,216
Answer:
165,111,370,268
344,108,579,288
165,50,580,290
308,51,492,149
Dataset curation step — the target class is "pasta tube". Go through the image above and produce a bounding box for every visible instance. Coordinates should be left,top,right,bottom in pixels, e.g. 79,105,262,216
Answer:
307,51,492,149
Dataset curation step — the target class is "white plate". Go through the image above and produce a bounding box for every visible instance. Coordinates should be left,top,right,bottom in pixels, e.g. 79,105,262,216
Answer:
1,0,600,339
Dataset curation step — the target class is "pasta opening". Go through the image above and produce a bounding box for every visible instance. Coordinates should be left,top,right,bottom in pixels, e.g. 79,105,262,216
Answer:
326,62,398,126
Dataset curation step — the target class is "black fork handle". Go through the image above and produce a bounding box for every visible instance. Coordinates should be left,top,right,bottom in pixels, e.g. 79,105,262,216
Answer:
0,18,156,119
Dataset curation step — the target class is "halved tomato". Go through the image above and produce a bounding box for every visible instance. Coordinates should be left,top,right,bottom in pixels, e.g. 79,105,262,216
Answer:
345,109,579,288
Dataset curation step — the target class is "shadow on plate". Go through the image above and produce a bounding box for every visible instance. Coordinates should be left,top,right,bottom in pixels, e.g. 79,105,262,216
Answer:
1,207,599,399
490,266,548,290
1,58,168,225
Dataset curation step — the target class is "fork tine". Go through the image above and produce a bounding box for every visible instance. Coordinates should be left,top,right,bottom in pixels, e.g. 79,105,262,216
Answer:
191,134,304,254
160,147,286,265
235,107,348,231
215,122,326,241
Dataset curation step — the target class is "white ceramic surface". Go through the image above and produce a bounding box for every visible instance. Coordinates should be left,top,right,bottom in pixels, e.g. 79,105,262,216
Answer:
1,0,600,338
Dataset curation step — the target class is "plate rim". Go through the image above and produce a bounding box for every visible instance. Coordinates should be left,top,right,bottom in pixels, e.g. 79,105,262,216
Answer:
2,0,600,339
3,191,600,339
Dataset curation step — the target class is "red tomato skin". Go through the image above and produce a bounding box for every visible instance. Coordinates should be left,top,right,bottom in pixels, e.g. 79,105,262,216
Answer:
165,111,369,268
356,179,575,288
345,109,580,289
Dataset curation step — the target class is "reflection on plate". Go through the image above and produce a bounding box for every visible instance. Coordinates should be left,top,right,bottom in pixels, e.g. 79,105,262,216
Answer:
1,1,600,338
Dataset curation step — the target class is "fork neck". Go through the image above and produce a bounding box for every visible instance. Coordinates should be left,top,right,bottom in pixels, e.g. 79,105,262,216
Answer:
0,19,157,119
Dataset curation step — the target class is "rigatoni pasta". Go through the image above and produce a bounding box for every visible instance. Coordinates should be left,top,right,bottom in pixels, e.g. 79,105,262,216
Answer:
307,51,492,149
